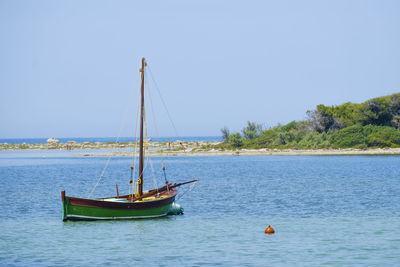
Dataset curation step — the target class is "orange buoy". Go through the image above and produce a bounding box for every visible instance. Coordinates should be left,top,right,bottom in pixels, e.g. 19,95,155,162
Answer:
264,225,275,235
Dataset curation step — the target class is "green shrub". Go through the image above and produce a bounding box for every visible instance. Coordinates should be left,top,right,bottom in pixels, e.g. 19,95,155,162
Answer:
364,125,400,147
228,133,243,148
329,125,366,148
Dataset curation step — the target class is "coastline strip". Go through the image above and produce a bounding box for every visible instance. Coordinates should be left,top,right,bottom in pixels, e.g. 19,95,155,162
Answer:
76,148,400,157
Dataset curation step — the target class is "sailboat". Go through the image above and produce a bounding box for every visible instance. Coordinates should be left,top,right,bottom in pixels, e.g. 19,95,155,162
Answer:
61,58,198,221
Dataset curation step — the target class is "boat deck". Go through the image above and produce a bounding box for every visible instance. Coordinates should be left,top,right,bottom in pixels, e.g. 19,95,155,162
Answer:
103,194,170,203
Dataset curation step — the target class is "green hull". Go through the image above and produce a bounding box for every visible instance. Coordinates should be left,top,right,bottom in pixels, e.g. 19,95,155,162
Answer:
62,194,176,221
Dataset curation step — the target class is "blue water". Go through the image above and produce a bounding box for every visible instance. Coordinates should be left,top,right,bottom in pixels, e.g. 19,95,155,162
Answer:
0,136,220,144
1,151,400,266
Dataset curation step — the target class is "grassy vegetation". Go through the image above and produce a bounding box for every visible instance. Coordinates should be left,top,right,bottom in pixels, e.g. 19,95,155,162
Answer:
219,93,400,150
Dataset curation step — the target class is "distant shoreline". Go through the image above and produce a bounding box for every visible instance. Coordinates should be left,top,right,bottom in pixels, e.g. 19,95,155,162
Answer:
1,141,399,156
0,136,220,144
79,148,400,157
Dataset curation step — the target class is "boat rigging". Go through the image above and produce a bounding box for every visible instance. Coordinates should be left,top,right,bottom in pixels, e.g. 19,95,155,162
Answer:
61,57,198,221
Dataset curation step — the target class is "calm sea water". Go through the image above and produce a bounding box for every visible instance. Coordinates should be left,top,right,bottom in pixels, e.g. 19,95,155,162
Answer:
0,136,220,144
0,150,400,266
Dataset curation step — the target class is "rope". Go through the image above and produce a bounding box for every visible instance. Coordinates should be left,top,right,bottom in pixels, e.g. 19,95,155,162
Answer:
88,95,133,198
145,71,160,142
145,70,169,187
175,179,198,201
148,157,159,193
130,96,141,197
147,65,180,137
144,81,159,191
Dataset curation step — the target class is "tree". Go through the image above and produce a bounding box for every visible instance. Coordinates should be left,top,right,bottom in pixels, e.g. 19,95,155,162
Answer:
361,100,392,126
392,115,400,130
220,127,230,143
390,95,400,129
228,133,243,148
306,105,343,133
242,121,262,139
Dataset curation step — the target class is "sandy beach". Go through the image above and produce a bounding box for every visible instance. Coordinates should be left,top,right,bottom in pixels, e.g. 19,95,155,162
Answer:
78,147,400,157
2,141,400,156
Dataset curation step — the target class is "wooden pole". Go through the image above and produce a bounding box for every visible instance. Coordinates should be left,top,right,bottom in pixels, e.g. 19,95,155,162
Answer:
138,57,146,196
130,179,198,202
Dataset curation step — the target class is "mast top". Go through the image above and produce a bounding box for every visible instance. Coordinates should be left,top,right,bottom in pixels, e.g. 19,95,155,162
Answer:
140,57,147,72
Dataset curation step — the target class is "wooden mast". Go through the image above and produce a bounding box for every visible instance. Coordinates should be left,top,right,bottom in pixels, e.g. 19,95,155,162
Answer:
138,57,146,196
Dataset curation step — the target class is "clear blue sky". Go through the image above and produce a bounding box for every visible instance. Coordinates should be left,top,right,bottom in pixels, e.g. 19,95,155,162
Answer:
1,0,399,138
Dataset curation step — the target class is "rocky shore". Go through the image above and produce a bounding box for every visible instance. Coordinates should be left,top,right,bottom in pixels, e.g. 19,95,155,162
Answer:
1,140,400,156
